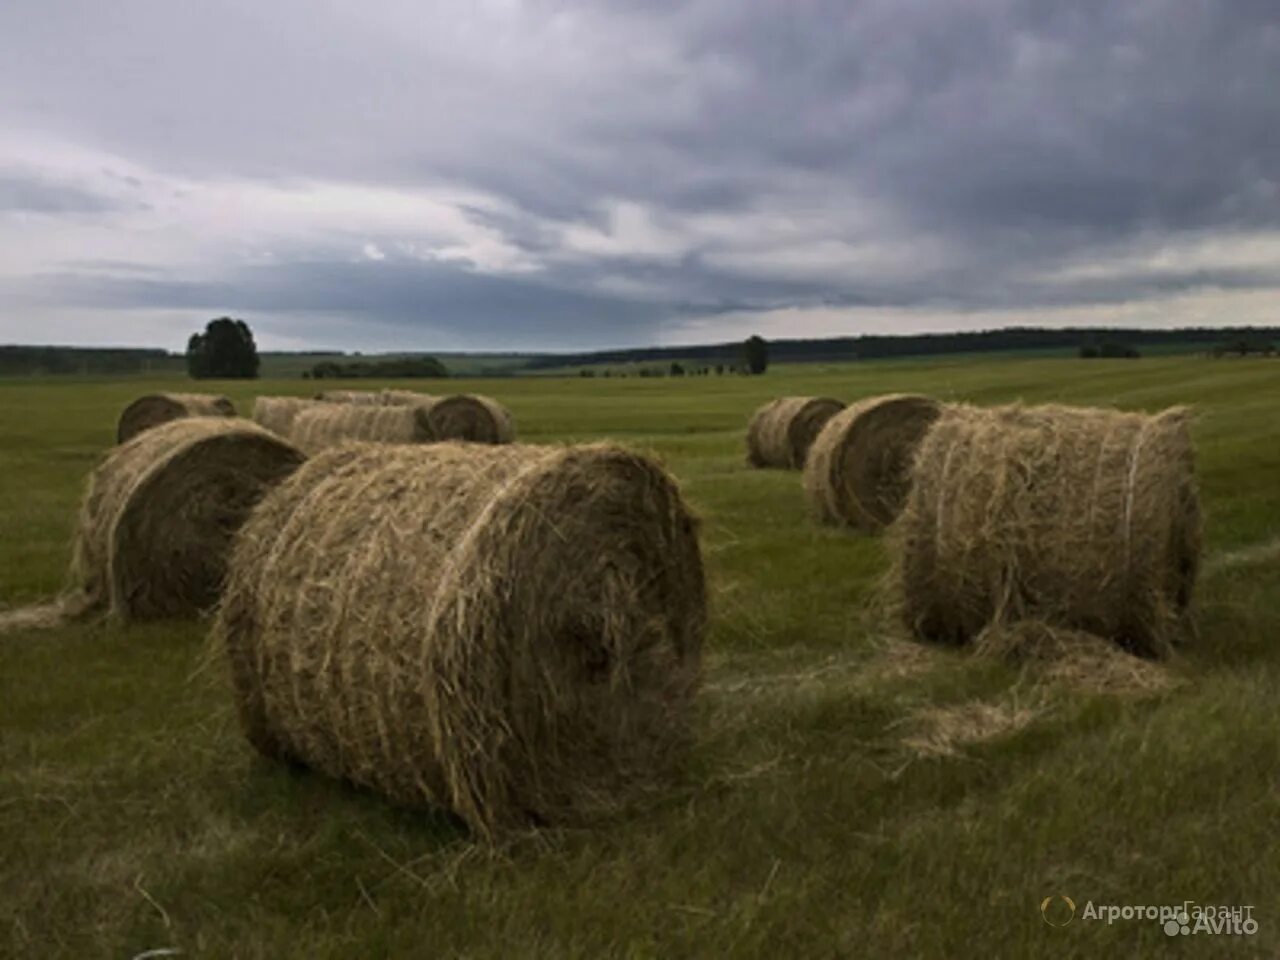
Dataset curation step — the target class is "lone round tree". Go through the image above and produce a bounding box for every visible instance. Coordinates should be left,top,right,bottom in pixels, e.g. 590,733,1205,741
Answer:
743,335,769,375
187,318,260,379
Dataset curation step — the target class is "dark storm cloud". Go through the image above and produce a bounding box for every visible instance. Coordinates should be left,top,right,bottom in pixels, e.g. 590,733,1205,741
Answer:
2,0,1279,347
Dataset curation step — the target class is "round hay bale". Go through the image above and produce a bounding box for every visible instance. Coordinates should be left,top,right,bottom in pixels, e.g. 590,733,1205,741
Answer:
745,396,845,469
314,389,386,405
289,404,433,452
889,403,1201,657
803,394,942,531
67,418,305,621
380,389,437,406
424,394,515,444
117,393,236,444
216,441,705,836
252,396,326,437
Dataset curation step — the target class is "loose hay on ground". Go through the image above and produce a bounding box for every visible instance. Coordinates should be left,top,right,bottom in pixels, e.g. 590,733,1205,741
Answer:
64,418,305,622
804,394,942,531
745,396,845,469
117,393,236,444
215,441,706,836
890,403,1201,658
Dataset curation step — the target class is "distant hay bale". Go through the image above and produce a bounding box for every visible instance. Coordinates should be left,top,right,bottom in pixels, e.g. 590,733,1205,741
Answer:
117,393,236,444
289,404,432,452
424,394,515,444
216,441,706,836
252,396,326,437
66,418,305,622
314,389,386,405
745,396,845,469
804,394,942,531
890,403,1201,658
379,389,436,406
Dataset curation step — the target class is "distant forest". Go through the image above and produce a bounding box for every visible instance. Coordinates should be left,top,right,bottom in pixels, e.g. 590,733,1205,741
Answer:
1,326,1277,377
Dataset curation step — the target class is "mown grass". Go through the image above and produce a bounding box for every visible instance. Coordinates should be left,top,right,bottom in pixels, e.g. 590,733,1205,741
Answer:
1,355,1278,958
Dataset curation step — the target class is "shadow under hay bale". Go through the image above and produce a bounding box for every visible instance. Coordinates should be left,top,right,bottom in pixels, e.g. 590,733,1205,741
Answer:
65,418,305,622
252,396,327,438
804,394,942,531
889,403,1201,658
216,441,705,836
745,396,845,469
117,393,236,444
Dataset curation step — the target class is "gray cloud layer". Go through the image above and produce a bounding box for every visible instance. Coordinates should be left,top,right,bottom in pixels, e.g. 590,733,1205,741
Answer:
1,0,1278,349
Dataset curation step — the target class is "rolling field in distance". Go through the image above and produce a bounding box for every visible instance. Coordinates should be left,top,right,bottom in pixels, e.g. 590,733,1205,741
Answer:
2,355,1278,957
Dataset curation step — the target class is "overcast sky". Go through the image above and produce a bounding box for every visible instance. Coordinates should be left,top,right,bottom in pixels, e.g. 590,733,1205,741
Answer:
2,1,1278,352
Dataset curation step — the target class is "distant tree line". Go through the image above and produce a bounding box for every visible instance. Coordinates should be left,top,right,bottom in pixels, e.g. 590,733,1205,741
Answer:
0,346,179,376
307,355,449,379
523,325,1280,370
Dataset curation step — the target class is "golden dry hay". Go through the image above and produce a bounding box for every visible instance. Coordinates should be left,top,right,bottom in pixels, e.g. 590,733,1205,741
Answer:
313,389,386,404
424,394,515,444
116,393,236,443
216,441,705,836
65,417,305,622
251,396,327,437
889,403,1201,658
288,404,433,452
745,396,845,469
803,394,942,531
380,389,437,406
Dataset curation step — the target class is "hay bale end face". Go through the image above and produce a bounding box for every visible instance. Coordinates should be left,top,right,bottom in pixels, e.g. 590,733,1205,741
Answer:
252,396,326,437
425,394,515,444
288,404,433,452
117,393,236,444
890,403,1201,657
69,418,305,621
216,441,705,836
804,394,942,531
746,396,845,469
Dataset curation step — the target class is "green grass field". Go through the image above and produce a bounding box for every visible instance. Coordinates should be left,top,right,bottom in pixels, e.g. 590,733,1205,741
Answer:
2,356,1278,958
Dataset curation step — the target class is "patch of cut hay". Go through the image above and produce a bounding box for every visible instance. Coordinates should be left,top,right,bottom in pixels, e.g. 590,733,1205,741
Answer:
804,394,942,531
65,417,305,622
900,697,1041,759
288,404,433,452
424,394,515,444
745,396,845,469
215,441,705,836
117,393,236,444
251,396,327,437
975,620,1181,697
890,403,1201,658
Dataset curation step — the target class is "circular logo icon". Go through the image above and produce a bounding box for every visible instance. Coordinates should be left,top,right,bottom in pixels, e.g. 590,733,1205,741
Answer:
1041,895,1077,927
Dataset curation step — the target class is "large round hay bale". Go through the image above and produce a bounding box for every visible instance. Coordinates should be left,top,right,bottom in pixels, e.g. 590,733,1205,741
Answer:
804,394,942,531
745,396,845,469
424,394,515,444
216,441,705,835
252,396,326,437
889,404,1200,657
117,393,236,444
67,418,305,621
289,404,432,452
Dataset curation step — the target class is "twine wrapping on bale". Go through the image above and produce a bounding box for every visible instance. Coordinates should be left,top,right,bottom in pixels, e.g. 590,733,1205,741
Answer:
425,394,515,444
804,394,942,531
252,396,326,437
289,404,433,452
117,393,236,444
216,441,706,836
745,396,845,469
889,403,1200,658
65,418,305,622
